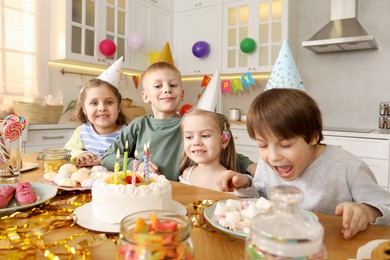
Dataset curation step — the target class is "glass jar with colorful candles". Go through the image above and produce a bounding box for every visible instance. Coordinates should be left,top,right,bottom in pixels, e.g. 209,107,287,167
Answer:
245,185,327,259
117,210,194,260
36,148,71,173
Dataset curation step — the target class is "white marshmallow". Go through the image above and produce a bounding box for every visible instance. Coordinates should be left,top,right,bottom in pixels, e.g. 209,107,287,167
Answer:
225,211,241,224
226,199,242,210
256,197,273,212
217,217,229,228
214,201,227,216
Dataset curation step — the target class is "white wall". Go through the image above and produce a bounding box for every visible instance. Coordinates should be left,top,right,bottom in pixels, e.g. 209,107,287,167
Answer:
49,0,390,130
298,0,390,130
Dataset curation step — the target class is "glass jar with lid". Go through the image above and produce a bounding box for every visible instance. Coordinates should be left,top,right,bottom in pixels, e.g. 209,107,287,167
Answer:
246,185,326,259
36,148,70,173
117,210,194,260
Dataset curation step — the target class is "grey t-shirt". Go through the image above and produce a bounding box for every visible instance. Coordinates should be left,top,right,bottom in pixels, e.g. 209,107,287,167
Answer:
235,145,390,226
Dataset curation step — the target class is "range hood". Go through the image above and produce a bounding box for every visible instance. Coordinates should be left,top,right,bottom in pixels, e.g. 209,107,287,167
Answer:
302,0,378,53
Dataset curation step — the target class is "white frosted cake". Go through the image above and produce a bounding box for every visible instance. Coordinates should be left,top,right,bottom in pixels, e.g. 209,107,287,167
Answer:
91,173,172,224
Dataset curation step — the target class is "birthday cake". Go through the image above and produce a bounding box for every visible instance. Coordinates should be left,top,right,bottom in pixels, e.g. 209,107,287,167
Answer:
91,173,172,224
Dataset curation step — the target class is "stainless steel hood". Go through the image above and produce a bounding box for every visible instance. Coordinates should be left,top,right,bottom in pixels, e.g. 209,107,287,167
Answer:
302,0,378,53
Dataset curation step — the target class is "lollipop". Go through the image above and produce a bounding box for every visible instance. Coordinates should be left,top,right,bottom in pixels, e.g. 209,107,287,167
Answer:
2,121,22,142
3,114,26,130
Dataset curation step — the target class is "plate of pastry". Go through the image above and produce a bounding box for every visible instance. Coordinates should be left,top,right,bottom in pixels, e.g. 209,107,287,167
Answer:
0,182,58,215
356,239,390,259
74,200,187,233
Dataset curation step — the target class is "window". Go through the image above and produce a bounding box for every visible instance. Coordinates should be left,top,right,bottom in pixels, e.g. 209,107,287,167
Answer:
0,0,49,118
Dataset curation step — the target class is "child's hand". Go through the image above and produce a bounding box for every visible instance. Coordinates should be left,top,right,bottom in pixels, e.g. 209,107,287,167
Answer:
335,202,381,240
76,152,99,167
217,170,251,192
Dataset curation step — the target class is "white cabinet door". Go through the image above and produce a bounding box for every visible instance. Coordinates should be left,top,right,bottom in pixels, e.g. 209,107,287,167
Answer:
231,126,259,162
50,0,131,67
130,0,173,71
23,128,75,154
174,4,222,75
175,0,222,12
323,135,390,191
222,0,298,74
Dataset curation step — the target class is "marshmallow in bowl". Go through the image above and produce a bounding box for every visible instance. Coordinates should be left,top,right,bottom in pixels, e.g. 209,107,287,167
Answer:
214,201,227,216
225,199,242,211
256,197,273,212
58,164,78,174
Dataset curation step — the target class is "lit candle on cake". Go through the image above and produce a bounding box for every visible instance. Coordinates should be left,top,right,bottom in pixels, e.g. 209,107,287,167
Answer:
114,149,120,184
123,140,129,177
144,142,150,182
132,150,139,185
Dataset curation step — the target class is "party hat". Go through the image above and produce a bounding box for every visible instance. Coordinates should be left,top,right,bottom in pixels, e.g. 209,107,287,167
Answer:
265,41,304,91
97,56,123,88
196,69,223,114
155,42,175,65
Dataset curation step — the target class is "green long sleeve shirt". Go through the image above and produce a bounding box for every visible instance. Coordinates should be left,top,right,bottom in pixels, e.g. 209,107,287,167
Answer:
101,115,253,181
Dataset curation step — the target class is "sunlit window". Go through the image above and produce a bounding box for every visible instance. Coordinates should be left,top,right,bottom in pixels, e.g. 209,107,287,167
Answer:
0,0,49,118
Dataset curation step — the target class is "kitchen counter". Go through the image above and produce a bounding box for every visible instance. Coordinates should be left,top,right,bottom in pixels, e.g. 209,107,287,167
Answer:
230,121,390,139
230,122,390,191
27,122,80,130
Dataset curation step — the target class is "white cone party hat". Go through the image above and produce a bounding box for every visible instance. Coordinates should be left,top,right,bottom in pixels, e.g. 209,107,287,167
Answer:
196,69,223,114
97,56,123,88
265,41,304,91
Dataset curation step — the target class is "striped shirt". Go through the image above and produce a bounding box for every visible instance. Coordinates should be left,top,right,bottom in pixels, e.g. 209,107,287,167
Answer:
80,123,125,156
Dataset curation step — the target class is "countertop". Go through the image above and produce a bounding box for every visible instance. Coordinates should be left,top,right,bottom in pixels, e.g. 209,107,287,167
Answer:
230,121,390,139
27,122,80,130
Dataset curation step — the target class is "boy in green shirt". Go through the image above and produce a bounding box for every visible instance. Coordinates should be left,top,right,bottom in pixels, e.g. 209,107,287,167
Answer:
101,62,255,181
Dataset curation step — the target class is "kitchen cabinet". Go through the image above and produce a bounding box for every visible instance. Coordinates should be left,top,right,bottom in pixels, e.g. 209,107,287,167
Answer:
323,134,390,191
129,0,173,71
175,0,222,12
231,124,258,162
231,124,390,192
174,1,222,75
49,0,130,67
22,124,78,154
222,0,298,74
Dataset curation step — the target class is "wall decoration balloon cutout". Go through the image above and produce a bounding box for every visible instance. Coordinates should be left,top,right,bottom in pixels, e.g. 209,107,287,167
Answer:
192,41,210,58
99,39,117,56
240,38,256,54
180,104,193,115
126,32,144,51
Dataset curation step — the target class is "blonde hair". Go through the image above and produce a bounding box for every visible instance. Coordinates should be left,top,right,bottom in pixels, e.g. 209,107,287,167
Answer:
76,79,127,125
179,108,237,174
141,62,182,89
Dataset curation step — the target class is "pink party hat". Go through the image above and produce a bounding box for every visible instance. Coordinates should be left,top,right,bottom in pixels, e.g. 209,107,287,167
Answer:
196,69,223,114
97,56,123,88
265,41,304,91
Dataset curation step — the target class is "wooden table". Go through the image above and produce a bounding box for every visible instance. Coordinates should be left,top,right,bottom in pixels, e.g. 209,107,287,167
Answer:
12,154,390,259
